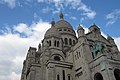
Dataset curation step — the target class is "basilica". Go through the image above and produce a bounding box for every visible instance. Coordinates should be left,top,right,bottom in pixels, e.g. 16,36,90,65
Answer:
21,12,120,80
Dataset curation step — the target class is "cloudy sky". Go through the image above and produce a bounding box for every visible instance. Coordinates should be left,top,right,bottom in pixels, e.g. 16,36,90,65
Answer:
0,0,120,80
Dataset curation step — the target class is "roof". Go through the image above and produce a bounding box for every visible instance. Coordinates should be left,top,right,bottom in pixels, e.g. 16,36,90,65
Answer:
55,19,73,29
44,26,61,38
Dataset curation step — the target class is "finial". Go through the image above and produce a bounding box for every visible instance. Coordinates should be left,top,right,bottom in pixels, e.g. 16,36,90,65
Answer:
59,11,64,20
51,18,55,26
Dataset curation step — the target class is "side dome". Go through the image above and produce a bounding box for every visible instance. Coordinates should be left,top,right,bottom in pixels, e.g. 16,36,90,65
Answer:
44,27,61,38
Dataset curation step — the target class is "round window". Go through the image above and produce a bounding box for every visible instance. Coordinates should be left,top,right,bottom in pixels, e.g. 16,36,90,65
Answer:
54,56,61,61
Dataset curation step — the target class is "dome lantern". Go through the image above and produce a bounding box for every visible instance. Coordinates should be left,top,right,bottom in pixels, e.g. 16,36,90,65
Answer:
59,11,64,20
51,18,55,27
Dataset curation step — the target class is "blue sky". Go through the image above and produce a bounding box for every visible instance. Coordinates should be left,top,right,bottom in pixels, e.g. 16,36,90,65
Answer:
0,0,120,80
0,0,120,36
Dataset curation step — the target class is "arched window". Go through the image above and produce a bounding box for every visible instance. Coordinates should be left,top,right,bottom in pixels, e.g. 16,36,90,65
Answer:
57,41,59,47
94,73,103,80
69,39,72,45
73,40,75,45
79,52,81,57
54,40,56,46
114,69,120,80
54,56,60,61
57,75,60,80
65,38,68,45
49,41,51,46
63,70,65,80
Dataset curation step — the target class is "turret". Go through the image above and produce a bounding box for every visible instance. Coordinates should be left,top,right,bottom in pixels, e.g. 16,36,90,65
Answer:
89,24,101,34
26,47,36,68
77,24,85,38
107,35,119,52
77,24,87,44
107,35,116,45
27,47,36,58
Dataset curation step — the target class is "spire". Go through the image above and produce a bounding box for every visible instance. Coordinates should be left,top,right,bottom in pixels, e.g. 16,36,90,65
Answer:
51,18,55,27
59,11,64,20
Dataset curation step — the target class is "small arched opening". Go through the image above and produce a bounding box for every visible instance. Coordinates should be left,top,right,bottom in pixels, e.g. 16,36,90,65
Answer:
63,70,65,80
54,40,56,46
69,38,72,45
73,40,75,45
49,40,51,46
94,73,103,80
57,75,60,80
114,69,120,80
57,41,59,47
65,38,68,45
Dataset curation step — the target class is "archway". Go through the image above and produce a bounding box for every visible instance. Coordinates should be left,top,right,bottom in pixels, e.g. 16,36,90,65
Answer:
114,69,120,80
94,73,103,80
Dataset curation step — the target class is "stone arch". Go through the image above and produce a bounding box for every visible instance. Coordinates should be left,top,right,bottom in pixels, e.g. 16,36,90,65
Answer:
50,54,64,61
114,69,120,80
94,73,103,80
73,40,75,45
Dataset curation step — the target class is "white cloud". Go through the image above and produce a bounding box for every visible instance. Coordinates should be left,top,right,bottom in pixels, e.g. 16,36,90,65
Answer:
8,72,21,80
0,0,16,8
42,7,52,13
78,2,96,19
106,9,120,26
14,23,32,36
70,16,77,20
114,37,120,51
0,20,51,80
38,0,96,19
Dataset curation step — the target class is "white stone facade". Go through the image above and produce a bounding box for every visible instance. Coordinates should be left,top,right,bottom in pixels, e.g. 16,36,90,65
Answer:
21,13,120,80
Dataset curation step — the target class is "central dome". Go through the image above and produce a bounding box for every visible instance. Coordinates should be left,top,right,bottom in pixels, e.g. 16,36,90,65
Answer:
55,19,73,29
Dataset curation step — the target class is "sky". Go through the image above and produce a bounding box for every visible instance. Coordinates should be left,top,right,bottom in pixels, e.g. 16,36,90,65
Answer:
0,0,120,80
